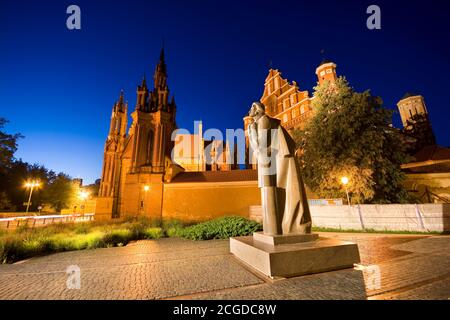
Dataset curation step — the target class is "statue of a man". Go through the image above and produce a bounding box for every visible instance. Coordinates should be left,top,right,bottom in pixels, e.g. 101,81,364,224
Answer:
248,102,312,235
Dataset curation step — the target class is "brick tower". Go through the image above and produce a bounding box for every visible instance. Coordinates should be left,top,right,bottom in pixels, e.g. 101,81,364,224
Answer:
99,91,128,198
315,60,337,85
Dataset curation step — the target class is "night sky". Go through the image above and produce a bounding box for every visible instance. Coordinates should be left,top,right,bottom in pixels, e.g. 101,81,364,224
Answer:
1,0,449,184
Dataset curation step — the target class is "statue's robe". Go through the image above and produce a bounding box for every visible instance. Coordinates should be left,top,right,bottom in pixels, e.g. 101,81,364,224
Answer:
253,115,312,235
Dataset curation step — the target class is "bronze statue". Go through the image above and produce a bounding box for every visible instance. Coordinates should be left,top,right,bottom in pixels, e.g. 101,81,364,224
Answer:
248,102,312,235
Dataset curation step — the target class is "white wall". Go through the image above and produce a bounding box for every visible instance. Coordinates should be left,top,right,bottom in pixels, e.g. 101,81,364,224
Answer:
249,204,450,233
310,204,450,233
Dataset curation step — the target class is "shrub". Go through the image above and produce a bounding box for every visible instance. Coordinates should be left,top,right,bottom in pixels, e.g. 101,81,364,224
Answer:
181,216,262,241
162,220,185,238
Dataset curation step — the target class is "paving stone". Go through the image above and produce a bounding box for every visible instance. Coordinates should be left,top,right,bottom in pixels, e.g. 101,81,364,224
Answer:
0,235,449,300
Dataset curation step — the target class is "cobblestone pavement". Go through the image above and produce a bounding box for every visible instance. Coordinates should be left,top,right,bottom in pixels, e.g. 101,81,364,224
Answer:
0,233,449,300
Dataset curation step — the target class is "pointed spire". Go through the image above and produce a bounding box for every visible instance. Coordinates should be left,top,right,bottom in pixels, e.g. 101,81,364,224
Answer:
118,89,124,104
141,74,147,88
156,46,167,75
154,46,167,89
159,45,165,64
114,90,126,113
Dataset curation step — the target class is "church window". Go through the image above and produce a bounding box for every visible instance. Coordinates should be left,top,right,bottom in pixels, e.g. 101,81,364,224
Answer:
300,105,305,114
326,69,332,74
320,70,325,77
283,114,288,123
292,109,298,118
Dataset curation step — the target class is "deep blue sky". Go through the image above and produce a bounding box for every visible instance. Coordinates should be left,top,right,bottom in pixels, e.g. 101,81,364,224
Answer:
1,0,449,184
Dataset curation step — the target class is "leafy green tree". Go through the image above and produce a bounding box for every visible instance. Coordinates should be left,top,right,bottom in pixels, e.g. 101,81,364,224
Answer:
42,173,77,212
402,113,436,155
292,77,410,204
42,173,76,211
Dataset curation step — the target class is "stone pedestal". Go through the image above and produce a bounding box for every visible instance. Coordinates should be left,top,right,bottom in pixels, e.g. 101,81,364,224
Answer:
230,232,360,278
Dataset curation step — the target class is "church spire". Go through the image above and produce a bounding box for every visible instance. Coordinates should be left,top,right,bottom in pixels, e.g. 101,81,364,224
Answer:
141,74,147,88
118,89,124,104
136,74,149,111
114,90,126,113
154,46,167,88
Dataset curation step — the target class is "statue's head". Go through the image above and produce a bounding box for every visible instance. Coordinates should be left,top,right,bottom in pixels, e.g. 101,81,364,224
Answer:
249,102,265,119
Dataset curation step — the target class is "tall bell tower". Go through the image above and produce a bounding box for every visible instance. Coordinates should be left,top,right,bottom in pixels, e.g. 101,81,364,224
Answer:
99,91,128,197
128,47,177,173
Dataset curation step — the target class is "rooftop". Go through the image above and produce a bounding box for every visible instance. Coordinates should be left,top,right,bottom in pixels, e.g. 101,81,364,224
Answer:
412,145,450,162
169,169,258,183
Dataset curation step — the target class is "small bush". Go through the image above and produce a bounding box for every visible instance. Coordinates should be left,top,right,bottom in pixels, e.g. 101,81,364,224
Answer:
181,216,262,241
163,220,185,238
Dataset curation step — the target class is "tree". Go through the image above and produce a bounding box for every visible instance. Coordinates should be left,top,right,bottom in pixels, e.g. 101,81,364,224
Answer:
42,173,77,212
292,77,410,204
0,118,22,171
0,160,53,212
402,113,436,155
0,192,14,211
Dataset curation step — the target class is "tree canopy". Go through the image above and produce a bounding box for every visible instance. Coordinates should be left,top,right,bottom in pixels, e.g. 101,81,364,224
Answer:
402,113,436,156
292,78,410,204
0,117,22,172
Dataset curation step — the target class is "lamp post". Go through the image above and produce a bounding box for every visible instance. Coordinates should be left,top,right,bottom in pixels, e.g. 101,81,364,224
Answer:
341,176,351,206
79,191,90,216
24,181,40,215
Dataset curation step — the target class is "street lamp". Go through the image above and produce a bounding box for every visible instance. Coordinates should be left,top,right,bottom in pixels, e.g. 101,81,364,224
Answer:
79,191,90,216
341,176,351,206
24,180,40,214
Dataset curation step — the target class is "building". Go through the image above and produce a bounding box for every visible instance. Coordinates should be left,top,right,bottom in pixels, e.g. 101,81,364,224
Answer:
97,48,177,219
96,50,252,221
402,145,450,203
397,93,429,128
243,60,338,167
172,121,235,172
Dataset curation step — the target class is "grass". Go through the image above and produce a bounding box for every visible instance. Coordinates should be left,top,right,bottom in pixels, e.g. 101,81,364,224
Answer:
0,216,260,263
0,217,165,263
